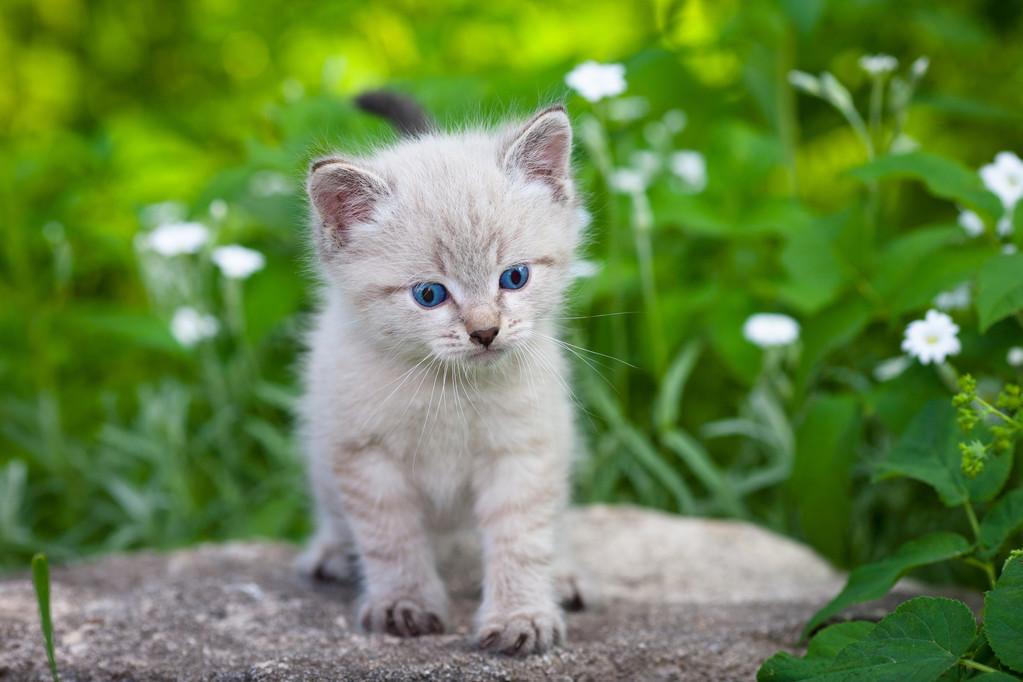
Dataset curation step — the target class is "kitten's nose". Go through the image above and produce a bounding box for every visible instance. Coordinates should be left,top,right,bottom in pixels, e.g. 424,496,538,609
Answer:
469,327,499,348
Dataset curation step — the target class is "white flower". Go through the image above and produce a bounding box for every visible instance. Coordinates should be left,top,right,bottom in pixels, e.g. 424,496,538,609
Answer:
141,201,186,228
570,259,601,279
859,54,898,76
743,313,800,348
251,171,291,196
933,282,971,311
144,222,209,256
607,96,648,122
1008,346,1023,367
911,57,930,78
209,199,228,221
669,151,707,192
787,70,821,96
631,150,661,177
958,209,985,237
565,61,626,102
901,309,961,365
1004,244,1019,255
662,109,687,133
997,213,1014,237
873,355,912,382
212,245,266,279
610,168,648,194
171,307,219,347
980,151,1023,211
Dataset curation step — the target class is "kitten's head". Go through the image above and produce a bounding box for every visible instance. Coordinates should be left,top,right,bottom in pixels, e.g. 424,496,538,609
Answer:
307,106,582,367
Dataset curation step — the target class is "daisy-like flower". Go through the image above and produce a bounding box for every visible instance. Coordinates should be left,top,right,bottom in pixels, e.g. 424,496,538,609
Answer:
743,313,800,348
958,209,985,237
859,54,898,76
209,199,228,221
911,56,930,78
212,245,266,279
171,307,219,347
144,222,209,256
1008,346,1023,367
565,61,626,102
901,309,961,365
980,151,1023,211
669,151,707,192
997,214,1014,238
933,282,971,311
609,168,648,194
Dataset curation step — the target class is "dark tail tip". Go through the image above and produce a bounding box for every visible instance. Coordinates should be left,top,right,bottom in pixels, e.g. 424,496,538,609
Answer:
354,90,433,137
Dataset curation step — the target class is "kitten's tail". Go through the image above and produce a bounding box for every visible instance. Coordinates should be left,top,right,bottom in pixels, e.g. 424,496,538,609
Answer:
354,90,433,137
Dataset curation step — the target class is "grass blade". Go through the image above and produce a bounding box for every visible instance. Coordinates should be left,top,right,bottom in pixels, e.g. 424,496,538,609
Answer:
32,553,60,682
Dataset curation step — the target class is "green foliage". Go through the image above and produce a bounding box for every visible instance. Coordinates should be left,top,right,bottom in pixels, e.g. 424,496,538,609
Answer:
976,255,1023,332
984,556,1023,674
764,597,983,682
803,532,973,637
31,554,59,682
979,491,1023,560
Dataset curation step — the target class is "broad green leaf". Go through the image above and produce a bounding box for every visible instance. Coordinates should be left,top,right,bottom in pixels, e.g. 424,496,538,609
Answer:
976,254,1023,332
825,597,977,681
654,341,702,431
871,225,963,300
887,245,993,316
758,621,875,681
970,673,1021,681
789,395,860,565
874,401,1012,507
984,556,1023,673
804,532,973,636
849,152,1002,217
979,489,1023,559
778,216,848,314
795,295,873,390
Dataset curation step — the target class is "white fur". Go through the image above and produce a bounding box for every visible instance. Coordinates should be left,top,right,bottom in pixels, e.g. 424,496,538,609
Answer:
298,108,582,654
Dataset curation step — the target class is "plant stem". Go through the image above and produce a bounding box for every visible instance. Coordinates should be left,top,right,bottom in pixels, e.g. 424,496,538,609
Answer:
963,500,998,588
630,190,666,374
964,499,981,539
959,658,998,674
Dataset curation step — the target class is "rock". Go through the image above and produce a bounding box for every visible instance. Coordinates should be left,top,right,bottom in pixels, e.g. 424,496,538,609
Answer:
1,505,857,681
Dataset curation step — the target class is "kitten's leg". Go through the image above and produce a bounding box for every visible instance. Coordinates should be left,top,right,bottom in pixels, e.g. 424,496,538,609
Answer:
296,442,358,582
338,451,448,636
473,453,567,655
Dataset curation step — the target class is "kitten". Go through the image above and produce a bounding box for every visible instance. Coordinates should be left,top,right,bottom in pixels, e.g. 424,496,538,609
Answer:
297,94,583,655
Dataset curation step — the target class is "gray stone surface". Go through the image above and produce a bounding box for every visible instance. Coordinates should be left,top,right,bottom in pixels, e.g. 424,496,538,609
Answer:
0,505,892,681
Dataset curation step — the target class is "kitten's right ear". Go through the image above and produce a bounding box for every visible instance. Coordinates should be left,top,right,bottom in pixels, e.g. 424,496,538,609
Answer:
307,157,390,255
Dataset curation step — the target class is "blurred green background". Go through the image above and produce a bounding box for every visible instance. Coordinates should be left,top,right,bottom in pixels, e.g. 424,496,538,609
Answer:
2,0,1022,579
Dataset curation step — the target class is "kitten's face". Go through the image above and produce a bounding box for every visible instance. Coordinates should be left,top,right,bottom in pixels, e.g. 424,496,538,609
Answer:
308,107,580,368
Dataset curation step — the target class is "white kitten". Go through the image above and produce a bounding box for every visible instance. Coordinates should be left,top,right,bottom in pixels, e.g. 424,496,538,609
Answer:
298,102,583,655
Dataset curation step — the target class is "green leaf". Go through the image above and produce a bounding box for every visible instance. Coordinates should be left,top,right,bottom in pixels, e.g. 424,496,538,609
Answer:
758,621,875,681
979,489,1023,559
32,554,60,682
789,395,860,565
795,295,873,390
976,254,1023,332
778,216,848,314
653,341,701,431
874,401,1012,507
825,597,977,681
804,532,973,636
849,152,1002,218
984,555,1023,673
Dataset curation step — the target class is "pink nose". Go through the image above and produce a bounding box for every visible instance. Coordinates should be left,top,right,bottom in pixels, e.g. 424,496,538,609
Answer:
469,327,499,348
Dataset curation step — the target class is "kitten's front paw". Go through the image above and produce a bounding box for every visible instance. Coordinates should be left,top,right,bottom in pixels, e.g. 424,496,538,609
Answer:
477,607,565,655
359,595,446,637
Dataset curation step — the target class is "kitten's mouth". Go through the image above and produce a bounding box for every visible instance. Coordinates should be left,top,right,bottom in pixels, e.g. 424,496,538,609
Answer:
466,347,506,363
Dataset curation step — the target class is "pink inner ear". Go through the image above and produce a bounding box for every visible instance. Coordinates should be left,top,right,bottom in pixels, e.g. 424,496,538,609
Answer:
308,161,388,250
505,109,573,200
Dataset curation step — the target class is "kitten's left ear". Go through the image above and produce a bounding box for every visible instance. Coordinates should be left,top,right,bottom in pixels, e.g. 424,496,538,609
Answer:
502,105,573,202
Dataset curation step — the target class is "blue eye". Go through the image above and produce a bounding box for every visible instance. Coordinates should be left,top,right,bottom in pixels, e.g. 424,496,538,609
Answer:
411,282,448,308
499,264,529,290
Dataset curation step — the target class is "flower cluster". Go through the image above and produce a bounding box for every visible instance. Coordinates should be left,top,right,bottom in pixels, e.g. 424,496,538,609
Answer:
953,374,1022,478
